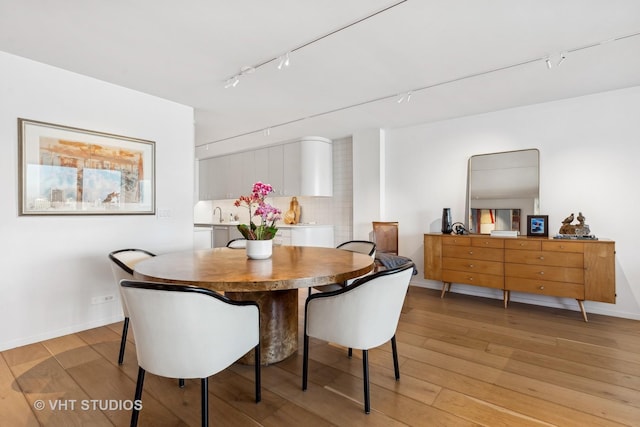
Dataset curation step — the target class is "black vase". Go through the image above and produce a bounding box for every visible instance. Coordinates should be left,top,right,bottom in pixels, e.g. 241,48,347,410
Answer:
441,208,452,234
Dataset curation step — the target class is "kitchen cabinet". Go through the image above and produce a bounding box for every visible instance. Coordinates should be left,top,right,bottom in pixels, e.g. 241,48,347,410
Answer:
254,146,284,195
198,137,332,200
193,226,213,249
213,225,243,248
298,137,332,197
424,233,615,321
196,224,334,248
198,157,216,200
275,225,334,247
283,137,333,197
283,142,301,196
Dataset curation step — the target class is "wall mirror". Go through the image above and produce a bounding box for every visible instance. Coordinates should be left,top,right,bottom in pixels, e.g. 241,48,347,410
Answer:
467,149,539,234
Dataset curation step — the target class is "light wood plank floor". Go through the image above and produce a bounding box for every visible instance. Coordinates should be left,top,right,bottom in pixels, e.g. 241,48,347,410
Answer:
3,287,640,426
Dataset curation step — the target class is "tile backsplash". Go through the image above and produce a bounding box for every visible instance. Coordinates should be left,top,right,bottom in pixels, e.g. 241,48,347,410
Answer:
194,137,353,245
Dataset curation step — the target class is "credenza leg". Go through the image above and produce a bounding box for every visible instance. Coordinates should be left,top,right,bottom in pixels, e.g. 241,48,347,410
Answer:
440,282,450,298
503,290,510,308
577,300,588,322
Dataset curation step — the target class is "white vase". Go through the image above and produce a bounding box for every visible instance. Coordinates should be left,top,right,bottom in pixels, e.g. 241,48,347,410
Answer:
246,239,273,260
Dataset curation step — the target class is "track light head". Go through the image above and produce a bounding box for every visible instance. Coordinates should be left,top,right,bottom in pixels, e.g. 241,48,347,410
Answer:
397,91,412,104
277,52,291,70
558,52,567,66
224,76,239,88
545,57,552,69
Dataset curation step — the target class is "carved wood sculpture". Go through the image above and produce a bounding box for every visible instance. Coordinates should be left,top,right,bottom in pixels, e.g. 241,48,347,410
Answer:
559,211,590,235
284,196,300,224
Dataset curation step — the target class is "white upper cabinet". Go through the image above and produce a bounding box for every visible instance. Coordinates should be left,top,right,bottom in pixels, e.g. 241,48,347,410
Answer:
198,136,332,200
268,145,284,195
283,142,301,196
299,137,333,197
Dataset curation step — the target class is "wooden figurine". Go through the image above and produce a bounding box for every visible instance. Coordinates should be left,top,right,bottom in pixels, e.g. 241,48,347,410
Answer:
284,197,301,224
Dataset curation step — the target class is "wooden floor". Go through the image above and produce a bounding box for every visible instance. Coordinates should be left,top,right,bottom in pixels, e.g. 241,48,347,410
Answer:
3,287,640,426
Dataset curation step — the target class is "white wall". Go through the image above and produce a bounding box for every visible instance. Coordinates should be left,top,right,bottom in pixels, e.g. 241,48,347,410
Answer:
381,85,640,319
353,128,384,240
0,52,195,351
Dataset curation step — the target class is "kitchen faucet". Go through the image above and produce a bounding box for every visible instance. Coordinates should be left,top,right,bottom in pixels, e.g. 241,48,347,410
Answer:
213,206,222,222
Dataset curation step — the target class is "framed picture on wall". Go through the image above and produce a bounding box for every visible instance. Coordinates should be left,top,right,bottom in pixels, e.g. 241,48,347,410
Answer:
527,215,549,237
18,118,155,215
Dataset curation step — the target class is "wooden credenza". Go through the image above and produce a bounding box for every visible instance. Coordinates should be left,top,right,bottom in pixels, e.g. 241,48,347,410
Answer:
423,233,615,321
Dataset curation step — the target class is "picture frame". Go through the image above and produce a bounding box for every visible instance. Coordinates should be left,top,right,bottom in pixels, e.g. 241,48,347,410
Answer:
527,215,549,237
18,118,155,216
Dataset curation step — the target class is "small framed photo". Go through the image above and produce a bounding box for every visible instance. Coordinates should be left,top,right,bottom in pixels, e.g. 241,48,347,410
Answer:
527,215,549,237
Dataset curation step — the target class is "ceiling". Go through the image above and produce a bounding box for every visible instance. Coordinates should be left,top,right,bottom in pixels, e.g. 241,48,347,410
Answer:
2,1,640,158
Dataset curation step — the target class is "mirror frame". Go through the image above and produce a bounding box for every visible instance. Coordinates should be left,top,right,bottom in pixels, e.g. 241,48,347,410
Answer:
466,148,539,235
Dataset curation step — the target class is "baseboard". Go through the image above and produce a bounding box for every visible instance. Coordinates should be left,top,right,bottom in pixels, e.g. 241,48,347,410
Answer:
0,314,124,352
409,279,640,321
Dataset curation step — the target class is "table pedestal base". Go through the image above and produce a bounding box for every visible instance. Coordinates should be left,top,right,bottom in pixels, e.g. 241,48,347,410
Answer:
225,289,298,365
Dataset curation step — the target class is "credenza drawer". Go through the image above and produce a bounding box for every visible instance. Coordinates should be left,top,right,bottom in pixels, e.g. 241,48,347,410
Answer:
444,245,504,262
443,258,503,275
505,250,583,267
541,241,584,253
442,236,470,246
471,238,504,248
505,264,584,283
505,277,585,299
443,270,503,289
504,239,542,251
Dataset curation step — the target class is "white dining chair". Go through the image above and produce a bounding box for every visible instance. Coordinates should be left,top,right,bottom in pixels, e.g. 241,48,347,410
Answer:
309,240,376,295
108,248,156,365
120,280,261,427
226,238,247,249
302,261,414,414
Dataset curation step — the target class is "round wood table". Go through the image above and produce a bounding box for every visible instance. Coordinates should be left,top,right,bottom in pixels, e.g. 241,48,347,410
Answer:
133,245,374,365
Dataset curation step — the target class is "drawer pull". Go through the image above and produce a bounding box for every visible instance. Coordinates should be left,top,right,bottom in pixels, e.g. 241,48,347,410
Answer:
469,251,473,255
469,264,474,268
539,285,545,290
520,243,525,246
468,277,473,281
539,271,545,275
539,256,544,260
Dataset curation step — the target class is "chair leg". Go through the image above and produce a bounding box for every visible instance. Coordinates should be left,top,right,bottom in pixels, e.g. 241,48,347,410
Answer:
254,343,261,402
362,350,370,414
131,367,145,427
178,378,185,388
118,317,129,365
201,377,209,427
302,332,309,391
391,335,400,380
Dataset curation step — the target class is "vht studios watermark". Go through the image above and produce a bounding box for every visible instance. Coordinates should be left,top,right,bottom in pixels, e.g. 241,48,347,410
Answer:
33,399,142,411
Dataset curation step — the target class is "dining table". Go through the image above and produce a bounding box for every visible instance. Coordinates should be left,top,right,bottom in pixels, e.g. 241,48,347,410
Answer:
133,245,374,365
